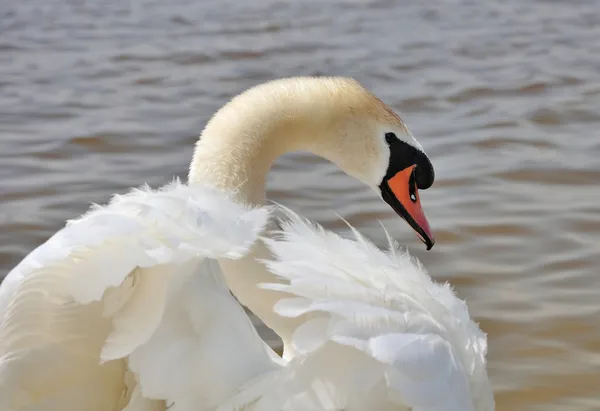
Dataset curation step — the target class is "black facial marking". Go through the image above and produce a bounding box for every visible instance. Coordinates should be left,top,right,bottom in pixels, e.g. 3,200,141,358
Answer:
384,132,397,145
382,133,434,189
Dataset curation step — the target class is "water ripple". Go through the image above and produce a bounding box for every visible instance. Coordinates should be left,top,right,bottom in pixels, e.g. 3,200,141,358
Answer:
1,1,600,410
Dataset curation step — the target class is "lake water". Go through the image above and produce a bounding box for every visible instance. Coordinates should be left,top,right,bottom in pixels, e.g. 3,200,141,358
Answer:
1,0,599,409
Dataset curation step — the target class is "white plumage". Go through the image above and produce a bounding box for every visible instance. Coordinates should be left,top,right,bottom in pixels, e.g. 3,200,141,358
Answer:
215,208,494,411
0,180,280,411
0,181,493,411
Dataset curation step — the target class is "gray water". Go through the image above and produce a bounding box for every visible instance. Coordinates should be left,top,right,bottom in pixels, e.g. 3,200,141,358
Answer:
1,1,599,409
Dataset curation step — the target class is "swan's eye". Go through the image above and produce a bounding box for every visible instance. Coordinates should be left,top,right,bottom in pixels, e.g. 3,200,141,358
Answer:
385,132,397,145
410,193,417,202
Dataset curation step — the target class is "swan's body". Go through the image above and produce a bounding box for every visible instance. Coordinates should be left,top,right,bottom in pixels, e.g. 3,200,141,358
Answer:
0,77,493,410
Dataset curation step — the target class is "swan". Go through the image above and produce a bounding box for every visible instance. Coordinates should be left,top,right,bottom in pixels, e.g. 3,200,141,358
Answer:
0,77,492,410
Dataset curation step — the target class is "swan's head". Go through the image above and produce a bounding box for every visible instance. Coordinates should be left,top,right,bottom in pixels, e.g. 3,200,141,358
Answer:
299,78,436,249
379,130,435,250
355,122,435,251
194,77,435,249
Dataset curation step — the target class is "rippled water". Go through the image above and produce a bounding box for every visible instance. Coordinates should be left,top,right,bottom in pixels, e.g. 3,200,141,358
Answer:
1,0,599,409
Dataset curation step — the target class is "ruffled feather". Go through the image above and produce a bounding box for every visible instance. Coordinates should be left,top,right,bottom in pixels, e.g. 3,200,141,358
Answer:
0,180,276,411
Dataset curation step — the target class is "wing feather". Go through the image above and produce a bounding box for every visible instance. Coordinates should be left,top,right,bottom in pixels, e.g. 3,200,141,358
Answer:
0,180,276,411
245,207,494,411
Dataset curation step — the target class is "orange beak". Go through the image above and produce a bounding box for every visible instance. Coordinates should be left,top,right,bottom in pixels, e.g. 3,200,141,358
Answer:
380,165,435,250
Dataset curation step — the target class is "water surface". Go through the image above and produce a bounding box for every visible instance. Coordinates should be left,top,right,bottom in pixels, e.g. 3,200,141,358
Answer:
1,1,599,409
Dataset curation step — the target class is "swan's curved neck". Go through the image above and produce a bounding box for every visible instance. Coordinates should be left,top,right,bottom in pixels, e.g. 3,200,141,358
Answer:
186,79,379,356
188,84,342,205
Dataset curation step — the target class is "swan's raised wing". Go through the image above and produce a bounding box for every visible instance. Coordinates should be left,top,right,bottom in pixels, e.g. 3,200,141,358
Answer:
0,180,280,411
244,209,494,411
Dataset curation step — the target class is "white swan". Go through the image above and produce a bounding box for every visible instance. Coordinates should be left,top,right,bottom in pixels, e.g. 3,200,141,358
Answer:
0,77,493,411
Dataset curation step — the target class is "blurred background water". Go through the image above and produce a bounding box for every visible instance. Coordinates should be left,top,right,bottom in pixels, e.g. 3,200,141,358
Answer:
1,0,599,409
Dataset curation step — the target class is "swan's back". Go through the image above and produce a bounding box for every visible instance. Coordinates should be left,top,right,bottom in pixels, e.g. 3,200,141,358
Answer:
229,208,495,411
